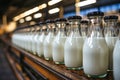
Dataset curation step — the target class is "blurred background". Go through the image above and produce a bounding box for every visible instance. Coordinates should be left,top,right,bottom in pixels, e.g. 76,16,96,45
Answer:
0,0,120,35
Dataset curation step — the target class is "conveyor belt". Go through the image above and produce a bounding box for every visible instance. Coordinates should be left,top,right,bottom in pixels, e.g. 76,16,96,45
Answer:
0,43,17,80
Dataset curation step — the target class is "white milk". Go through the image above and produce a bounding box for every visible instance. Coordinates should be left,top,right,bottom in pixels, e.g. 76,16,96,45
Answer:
26,34,30,50
83,37,108,76
12,34,15,44
52,37,66,64
31,34,36,54
64,37,84,69
27,34,32,51
43,33,54,60
29,34,34,52
23,34,27,49
37,33,45,57
105,37,118,70
113,39,120,80
32,33,39,55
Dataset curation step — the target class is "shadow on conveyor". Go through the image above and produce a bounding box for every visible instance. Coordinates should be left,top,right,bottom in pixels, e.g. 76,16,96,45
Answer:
0,40,17,80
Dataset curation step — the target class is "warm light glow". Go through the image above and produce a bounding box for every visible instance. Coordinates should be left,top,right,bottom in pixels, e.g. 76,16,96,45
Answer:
19,19,24,23
48,8,60,14
39,3,47,9
5,21,16,32
30,21,36,25
24,7,39,16
13,16,20,21
25,16,32,21
75,0,96,7
48,0,62,6
19,14,24,18
13,7,39,21
34,13,42,18
13,3,47,21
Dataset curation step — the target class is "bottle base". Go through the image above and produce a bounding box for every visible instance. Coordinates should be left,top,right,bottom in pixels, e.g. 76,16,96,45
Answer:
86,73,107,78
54,61,64,64
33,52,37,55
37,54,43,57
45,57,52,60
107,69,113,72
66,67,82,70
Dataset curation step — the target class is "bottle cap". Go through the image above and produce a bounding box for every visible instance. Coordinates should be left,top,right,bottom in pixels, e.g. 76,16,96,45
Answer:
45,19,55,23
68,16,82,20
87,11,104,17
39,22,46,25
104,15,118,21
66,22,69,25
81,20,89,24
55,18,67,22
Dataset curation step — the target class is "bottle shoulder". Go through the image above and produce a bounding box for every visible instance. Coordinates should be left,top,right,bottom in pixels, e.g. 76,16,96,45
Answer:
84,37,108,49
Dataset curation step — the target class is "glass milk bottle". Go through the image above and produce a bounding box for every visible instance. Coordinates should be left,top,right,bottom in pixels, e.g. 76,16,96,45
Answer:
22,28,26,50
19,29,25,48
12,33,15,44
26,27,32,51
64,16,83,70
104,15,118,71
17,30,21,47
12,32,18,45
25,28,31,51
22,28,26,49
23,28,28,50
28,26,35,52
54,22,58,36
19,30,22,48
65,22,70,36
15,32,19,46
52,18,67,64
12,32,16,45
30,26,36,53
44,20,55,60
37,22,46,57
83,11,109,78
31,25,37,54
113,22,120,80
31,24,41,55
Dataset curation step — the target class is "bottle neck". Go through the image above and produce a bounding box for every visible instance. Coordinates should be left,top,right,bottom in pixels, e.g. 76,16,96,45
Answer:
106,21,116,28
48,28,54,33
30,28,35,35
37,28,42,35
47,23,55,33
81,24,88,37
57,28,65,37
47,27,54,37
90,17,104,37
105,21,118,37
69,22,80,37
56,22,66,36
